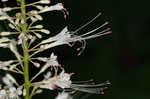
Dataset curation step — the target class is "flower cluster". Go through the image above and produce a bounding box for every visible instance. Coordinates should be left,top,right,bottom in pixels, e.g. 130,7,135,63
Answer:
0,0,111,99
0,74,23,99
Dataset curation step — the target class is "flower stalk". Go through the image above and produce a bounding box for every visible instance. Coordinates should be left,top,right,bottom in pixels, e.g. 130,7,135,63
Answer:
20,0,30,99
23,42,30,99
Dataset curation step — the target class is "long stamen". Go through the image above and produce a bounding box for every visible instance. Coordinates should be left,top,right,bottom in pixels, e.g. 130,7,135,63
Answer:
71,82,109,88
79,21,109,37
80,29,111,40
72,79,94,84
72,87,105,94
73,12,102,33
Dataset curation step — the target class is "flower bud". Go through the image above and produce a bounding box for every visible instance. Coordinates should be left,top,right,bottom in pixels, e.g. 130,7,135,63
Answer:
41,29,50,34
39,0,50,4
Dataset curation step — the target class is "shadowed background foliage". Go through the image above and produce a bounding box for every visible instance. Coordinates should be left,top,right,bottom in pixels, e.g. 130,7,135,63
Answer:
0,0,150,99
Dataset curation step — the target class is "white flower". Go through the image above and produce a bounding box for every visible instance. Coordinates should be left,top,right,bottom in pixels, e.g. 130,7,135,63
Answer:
52,3,64,10
0,87,22,99
38,69,73,90
55,70,73,89
0,60,14,70
39,3,64,13
8,87,22,98
40,12,110,46
38,77,57,90
39,20,110,55
9,40,21,61
42,23,110,45
44,71,52,80
40,52,60,73
55,92,72,99
29,36,36,44
41,27,68,44
0,74,22,99
18,33,27,44
2,74,18,86
29,10,43,21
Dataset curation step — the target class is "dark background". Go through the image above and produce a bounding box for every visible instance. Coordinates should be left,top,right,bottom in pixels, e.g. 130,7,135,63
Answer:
1,0,150,99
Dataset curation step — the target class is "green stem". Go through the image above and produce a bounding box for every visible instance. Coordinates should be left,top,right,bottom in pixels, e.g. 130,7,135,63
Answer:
23,44,30,99
20,0,30,99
